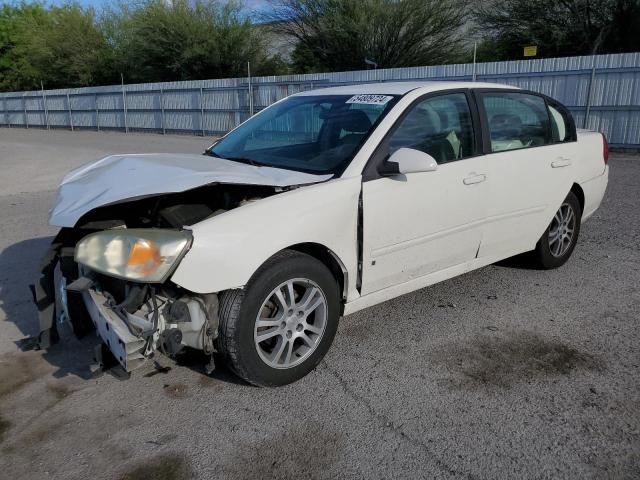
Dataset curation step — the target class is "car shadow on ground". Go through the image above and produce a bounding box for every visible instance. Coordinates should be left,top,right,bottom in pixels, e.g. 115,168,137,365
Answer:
0,236,98,380
494,251,544,270
170,349,249,386
1,236,248,386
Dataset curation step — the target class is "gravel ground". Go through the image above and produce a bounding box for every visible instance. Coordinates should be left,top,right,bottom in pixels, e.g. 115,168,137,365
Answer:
0,128,638,480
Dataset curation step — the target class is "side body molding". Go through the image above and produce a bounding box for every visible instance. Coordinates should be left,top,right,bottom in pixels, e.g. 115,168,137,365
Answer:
171,177,362,299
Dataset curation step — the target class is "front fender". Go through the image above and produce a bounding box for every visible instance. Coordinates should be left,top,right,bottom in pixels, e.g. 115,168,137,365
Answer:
170,176,361,298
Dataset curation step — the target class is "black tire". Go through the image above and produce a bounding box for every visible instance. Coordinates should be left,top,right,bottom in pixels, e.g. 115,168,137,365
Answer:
217,249,341,387
533,191,582,269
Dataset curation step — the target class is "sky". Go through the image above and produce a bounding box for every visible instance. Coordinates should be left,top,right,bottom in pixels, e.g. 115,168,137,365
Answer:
46,0,273,12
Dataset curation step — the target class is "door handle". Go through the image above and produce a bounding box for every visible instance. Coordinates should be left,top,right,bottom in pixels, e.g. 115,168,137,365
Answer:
551,157,572,168
463,173,486,185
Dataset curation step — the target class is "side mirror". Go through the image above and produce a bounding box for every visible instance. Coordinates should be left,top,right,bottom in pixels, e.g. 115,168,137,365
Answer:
378,148,438,176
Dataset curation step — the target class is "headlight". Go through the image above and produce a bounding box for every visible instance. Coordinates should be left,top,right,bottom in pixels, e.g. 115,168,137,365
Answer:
75,229,192,283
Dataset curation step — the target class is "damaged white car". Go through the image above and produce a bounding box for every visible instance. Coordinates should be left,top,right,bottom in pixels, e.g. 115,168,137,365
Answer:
33,82,609,386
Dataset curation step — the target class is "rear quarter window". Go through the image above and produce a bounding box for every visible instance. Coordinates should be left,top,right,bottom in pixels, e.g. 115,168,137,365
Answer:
548,104,570,142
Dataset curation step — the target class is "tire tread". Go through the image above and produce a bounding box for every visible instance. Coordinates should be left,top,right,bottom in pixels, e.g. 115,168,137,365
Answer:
218,288,250,382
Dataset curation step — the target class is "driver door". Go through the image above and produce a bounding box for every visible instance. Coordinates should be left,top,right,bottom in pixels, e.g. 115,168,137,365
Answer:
361,92,488,295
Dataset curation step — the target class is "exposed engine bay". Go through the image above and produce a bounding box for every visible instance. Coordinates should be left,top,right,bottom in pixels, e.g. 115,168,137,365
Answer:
31,183,284,375
75,183,281,229
79,274,218,371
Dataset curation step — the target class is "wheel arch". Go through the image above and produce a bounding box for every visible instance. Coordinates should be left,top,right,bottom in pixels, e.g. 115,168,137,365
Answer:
570,183,585,214
281,243,348,307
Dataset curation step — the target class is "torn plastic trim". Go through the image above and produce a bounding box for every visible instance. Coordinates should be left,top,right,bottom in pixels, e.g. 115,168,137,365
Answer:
29,229,95,350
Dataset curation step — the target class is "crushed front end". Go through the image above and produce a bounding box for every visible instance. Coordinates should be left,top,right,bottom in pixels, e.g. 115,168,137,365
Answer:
31,226,219,374
31,183,280,374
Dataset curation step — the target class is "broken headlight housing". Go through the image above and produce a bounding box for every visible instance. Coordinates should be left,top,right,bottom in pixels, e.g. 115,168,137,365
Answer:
75,229,192,283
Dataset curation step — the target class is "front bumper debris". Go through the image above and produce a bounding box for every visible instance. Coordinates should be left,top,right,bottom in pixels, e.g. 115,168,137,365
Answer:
30,228,220,375
80,283,218,372
83,289,149,371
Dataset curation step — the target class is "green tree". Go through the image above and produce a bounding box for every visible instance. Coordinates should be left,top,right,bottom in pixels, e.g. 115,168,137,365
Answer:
0,2,50,91
0,2,113,91
473,0,640,60
108,0,282,83
267,0,468,72
0,1,287,92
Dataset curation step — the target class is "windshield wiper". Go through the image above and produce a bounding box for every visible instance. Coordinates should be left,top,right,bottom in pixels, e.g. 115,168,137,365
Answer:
204,149,262,167
222,156,263,167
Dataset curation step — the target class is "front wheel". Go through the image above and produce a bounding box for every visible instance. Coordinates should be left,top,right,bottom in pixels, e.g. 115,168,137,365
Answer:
217,250,340,387
533,191,582,269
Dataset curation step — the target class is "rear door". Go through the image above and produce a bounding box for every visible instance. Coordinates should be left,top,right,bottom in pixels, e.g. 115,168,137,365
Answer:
476,90,575,259
360,91,488,295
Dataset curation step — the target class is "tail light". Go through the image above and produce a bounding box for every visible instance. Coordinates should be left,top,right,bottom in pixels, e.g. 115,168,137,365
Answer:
602,133,609,165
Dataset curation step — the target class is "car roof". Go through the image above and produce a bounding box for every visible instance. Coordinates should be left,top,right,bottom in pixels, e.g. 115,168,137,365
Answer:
293,81,519,96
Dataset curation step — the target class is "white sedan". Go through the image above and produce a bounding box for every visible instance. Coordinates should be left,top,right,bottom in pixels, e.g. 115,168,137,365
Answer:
34,82,609,386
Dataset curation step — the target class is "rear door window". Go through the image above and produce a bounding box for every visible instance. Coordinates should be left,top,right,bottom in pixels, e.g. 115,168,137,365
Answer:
480,92,551,152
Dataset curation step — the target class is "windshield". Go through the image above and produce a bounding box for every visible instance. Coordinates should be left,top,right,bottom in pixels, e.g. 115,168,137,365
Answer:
207,94,399,175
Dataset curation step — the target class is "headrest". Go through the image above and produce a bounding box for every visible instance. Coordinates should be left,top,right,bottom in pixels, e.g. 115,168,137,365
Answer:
330,109,372,133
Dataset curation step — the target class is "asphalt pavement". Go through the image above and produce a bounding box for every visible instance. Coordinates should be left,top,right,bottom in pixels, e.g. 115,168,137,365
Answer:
0,128,638,479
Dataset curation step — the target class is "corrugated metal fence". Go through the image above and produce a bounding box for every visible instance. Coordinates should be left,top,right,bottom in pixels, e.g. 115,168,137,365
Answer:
1,52,639,147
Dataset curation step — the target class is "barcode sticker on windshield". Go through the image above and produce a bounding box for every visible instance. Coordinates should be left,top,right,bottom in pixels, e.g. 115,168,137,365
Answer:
345,94,393,105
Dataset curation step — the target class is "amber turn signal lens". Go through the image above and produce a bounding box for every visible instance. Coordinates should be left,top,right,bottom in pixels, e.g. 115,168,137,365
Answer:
127,239,164,275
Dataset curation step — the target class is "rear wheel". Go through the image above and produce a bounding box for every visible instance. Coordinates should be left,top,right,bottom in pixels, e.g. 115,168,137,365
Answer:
533,191,582,269
217,250,340,387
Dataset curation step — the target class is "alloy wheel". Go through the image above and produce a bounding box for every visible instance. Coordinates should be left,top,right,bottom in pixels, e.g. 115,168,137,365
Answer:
253,278,328,369
548,202,576,257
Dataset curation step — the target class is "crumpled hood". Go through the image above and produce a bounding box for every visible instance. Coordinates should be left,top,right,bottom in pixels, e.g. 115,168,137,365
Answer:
49,153,332,227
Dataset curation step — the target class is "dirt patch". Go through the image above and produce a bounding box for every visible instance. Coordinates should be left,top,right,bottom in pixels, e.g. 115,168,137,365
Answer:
163,383,189,399
432,331,602,389
0,414,10,443
0,351,52,399
3,415,68,453
223,423,345,479
120,452,192,480
46,382,71,400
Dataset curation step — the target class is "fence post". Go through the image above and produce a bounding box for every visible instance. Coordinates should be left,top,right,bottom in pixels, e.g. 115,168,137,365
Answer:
160,87,166,134
4,97,9,127
23,94,28,129
472,42,477,81
67,93,74,131
583,55,597,129
121,74,128,133
247,62,254,117
95,94,100,132
200,87,205,136
41,82,49,130
235,86,242,128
